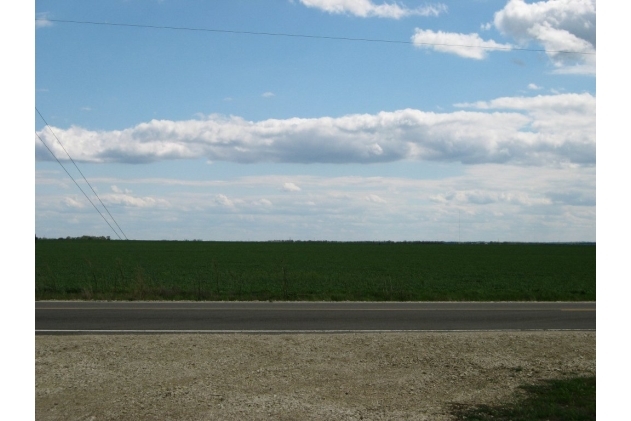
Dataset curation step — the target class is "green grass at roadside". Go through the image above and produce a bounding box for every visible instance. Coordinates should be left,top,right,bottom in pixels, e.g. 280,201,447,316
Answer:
35,240,595,301
450,375,596,421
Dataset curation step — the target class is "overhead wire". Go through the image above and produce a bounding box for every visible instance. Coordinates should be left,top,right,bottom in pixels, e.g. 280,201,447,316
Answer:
35,131,123,240
36,108,129,240
36,18,595,56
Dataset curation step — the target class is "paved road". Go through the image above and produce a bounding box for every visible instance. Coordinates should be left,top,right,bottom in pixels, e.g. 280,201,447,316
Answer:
35,301,595,333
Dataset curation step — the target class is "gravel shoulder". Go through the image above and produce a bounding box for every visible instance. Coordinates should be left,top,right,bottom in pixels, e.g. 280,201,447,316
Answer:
36,331,595,421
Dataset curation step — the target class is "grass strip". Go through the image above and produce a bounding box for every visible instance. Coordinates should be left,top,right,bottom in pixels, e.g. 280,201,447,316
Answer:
450,375,596,421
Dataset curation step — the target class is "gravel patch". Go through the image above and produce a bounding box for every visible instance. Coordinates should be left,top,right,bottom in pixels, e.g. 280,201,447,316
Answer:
36,331,595,420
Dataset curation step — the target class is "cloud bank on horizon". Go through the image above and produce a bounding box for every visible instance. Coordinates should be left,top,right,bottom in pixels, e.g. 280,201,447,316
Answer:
36,93,595,167
36,164,595,241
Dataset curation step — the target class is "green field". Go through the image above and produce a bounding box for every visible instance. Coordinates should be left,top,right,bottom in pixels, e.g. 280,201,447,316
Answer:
35,240,595,301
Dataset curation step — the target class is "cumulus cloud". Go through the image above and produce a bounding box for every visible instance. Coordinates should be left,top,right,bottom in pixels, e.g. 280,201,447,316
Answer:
262,92,275,98
528,83,542,90
63,197,85,209
454,93,595,164
102,190,169,208
411,29,512,59
546,191,595,206
36,12,53,28
365,194,387,203
299,0,447,19
283,182,302,192
431,190,551,206
215,194,235,208
35,93,595,167
493,0,596,74
111,185,133,195
253,198,273,207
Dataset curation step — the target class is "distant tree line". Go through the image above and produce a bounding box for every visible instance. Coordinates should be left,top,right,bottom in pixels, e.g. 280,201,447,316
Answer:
36,235,111,241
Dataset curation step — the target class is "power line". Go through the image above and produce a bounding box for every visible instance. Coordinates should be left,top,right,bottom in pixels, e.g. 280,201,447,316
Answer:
36,108,129,240
35,131,123,240
36,18,595,55
36,108,128,240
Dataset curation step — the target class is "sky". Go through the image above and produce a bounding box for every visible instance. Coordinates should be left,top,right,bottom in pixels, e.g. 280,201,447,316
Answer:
34,0,597,242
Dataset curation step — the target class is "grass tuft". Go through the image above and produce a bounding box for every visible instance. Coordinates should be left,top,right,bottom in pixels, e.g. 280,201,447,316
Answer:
450,375,596,421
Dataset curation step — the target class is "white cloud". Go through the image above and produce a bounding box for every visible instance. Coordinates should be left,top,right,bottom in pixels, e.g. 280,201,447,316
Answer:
411,29,512,59
283,182,302,192
102,191,168,208
493,0,596,75
253,198,273,207
480,22,492,31
63,197,85,209
35,93,595,167
299,0,447,19
454,93,595,164
455,92,594,113
111,185,132,194
431,190,551,206
365,194,386,204
262,92,275,98
528,83,542,90
215,194,235,208
551,63,596,75
36,13,53,28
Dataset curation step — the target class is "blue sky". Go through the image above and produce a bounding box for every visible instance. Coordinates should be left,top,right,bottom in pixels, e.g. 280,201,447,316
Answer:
34,0,596,241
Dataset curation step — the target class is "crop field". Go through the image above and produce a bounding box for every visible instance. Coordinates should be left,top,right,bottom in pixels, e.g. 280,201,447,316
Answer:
35,240,595,301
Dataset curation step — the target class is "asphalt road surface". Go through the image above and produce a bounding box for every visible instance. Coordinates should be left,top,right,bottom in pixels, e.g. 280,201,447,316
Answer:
35,301,595,334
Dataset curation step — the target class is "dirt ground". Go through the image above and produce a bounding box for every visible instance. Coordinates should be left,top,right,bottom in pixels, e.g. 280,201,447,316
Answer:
36,331,595,420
